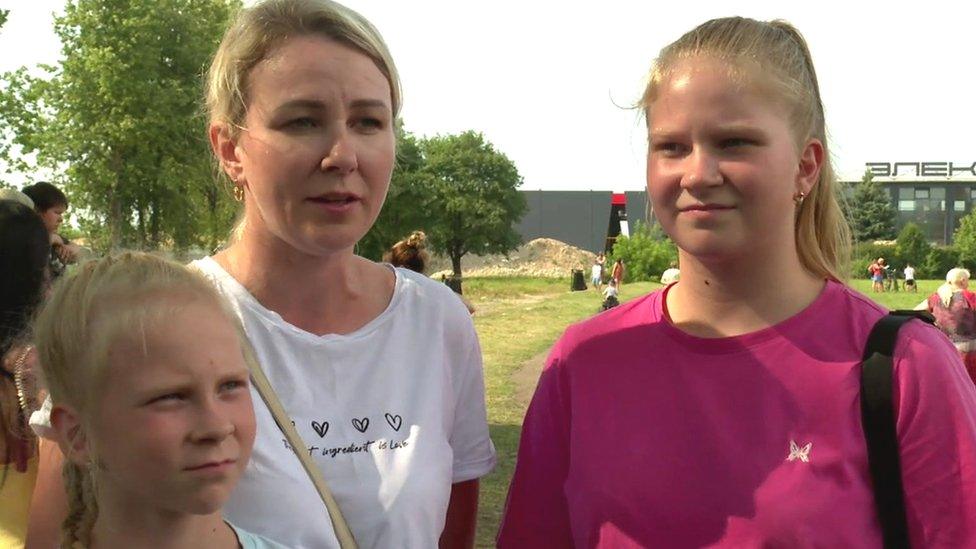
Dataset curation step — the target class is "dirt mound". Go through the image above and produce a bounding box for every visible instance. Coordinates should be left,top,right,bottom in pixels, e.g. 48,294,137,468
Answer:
429,238,596,278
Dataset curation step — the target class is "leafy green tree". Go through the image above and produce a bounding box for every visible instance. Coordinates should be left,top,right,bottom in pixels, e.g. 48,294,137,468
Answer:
359,123,428,260
924,245,959,280
0,9,8,29
608,223,678,282
420,131,527,276
953,208,976,269
0,0,240,251
848,170,896,242
893,222,930,270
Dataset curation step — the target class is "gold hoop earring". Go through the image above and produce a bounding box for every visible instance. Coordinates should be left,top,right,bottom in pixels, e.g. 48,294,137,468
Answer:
234,185,245,202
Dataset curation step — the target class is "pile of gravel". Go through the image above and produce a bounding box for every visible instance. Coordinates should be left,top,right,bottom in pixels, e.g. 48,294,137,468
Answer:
429,238,597,278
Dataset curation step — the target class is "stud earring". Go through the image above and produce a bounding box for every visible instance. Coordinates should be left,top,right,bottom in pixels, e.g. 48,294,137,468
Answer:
794,191,806,205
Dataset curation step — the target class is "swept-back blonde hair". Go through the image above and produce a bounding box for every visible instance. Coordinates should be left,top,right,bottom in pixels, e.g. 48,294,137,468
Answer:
640,17,851,282
205,0,402,140
33,252,257,548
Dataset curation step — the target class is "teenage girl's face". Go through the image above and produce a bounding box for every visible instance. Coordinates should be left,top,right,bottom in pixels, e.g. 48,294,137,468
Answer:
91,301,256,516
645,58,821,263
213,36,396,257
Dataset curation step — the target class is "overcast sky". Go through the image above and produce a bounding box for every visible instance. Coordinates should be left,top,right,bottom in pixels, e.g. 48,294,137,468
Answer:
1,1,973,190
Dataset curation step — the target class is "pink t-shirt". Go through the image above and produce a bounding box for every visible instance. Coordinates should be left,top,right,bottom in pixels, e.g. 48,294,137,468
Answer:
498,281,976,548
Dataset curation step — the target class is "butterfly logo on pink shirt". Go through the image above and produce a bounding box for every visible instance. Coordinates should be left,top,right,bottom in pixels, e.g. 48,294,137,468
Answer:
787,440,812,463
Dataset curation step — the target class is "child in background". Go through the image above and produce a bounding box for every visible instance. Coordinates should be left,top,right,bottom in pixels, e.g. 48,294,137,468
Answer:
590,259,603,290
601,279,620,311
33,253,285,548
903,263,916,292
499,17,976,548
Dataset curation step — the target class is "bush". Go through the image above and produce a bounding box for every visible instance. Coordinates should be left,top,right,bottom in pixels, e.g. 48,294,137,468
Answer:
608,223,677,282
923,246,960,280
893,222,930,271
954,208,976,269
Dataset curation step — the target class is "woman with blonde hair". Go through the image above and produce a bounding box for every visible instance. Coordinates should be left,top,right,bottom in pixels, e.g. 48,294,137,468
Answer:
926,268,976,384
28,1,495,547
500,17,976,547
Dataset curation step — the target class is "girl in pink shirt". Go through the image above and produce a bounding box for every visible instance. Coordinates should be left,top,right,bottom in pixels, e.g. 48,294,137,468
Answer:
498,17,976,549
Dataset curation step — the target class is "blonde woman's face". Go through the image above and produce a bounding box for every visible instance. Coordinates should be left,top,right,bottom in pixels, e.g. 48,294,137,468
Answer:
229,36,396,256
645,59,821,263
90,302,256,515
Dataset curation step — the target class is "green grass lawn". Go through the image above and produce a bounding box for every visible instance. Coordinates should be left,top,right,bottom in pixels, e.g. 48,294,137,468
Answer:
467,277,657,546
846,278,936,310
467,276,939,546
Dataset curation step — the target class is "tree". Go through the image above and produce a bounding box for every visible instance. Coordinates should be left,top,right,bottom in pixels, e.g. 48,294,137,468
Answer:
848,170,896,242
953,209,976,269
608,223,677,282
893,222,930,270
358,122,428,260
420,131,527,276
0,0,240,251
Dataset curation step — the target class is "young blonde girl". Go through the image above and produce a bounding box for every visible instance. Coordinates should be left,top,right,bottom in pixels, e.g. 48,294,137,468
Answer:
499,17,976,547
34,253,285,548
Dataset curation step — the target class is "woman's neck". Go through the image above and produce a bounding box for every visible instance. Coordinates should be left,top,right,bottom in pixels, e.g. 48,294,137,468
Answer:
215,229,395,336
90,501,237,549
666,246,825,338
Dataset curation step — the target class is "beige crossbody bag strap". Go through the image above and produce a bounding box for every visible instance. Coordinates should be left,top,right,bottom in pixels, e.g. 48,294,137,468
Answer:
248,361,358,549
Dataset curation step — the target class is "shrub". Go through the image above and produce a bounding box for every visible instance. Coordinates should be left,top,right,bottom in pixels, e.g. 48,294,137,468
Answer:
893,223,930,271
608,223,677,282
923,246,960,280
954,208,976,269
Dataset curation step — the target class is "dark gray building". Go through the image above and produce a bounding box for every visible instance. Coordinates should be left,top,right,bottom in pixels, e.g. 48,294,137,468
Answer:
876,175,976,244
517,190,649,253
517,168,976,250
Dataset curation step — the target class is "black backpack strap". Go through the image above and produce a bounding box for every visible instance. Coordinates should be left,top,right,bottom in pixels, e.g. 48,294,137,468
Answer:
860,310,933,549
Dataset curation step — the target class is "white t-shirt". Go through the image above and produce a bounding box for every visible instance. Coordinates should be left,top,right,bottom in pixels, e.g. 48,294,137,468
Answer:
192,258,496,549
904,266,916,281
591,264,602,279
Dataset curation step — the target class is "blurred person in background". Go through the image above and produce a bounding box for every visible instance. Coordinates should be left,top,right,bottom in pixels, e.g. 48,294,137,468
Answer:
383,230,429,274
926,268,976,385
21,183,81,279
0,200,50,548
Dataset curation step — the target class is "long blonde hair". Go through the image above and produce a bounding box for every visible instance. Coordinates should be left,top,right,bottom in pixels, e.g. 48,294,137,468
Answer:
33,252,256,548
640,17,851,282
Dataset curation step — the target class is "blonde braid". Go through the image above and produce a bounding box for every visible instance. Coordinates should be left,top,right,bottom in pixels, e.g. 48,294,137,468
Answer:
61,461,98,548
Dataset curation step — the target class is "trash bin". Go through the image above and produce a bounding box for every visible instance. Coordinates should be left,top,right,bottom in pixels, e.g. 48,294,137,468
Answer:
571,269,587,291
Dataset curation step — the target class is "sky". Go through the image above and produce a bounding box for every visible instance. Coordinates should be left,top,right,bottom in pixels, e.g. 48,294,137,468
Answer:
0,1,973,191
